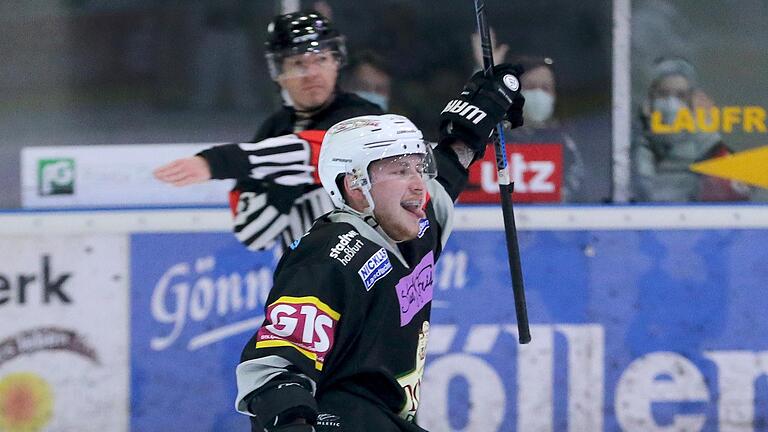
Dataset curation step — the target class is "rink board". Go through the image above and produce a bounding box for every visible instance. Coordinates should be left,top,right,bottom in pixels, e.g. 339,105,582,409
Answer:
0,235,130,432
1,206,767,431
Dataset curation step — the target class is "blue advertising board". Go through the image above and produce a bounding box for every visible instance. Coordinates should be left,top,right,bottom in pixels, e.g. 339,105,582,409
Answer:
130,233,276,431
130,228,768,431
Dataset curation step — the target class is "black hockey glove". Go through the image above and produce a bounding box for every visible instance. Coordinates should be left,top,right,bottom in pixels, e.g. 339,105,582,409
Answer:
438,64,525,153
246,376,319,432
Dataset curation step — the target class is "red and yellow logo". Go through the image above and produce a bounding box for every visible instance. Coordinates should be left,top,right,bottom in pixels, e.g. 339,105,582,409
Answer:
0,373,53,432
256,296,340,370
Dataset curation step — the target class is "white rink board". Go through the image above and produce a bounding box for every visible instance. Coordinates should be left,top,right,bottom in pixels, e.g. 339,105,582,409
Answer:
1,205,768,235
21,144,234,208
0,235,130,432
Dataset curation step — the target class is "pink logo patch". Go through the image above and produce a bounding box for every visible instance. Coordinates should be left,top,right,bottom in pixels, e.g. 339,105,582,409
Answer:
396,251,435,326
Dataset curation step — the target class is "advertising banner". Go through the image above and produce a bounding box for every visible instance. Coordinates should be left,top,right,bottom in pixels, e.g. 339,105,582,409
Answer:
0,235,129,432
459,144,564,203
129,233,277,432
128,227,768,431
20,144,233,208
420,229,768,432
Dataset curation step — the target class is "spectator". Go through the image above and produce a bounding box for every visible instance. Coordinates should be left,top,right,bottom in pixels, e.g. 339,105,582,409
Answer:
154,10,383,253
508,56,586,202
470,32,585,202
342,50,392,111
631,56,750,202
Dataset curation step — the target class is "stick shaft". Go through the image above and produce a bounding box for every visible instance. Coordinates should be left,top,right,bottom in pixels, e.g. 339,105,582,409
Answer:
473,0,531,344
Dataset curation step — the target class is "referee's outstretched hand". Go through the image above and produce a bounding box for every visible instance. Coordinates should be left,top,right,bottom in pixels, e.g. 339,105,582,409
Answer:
153,156,212,186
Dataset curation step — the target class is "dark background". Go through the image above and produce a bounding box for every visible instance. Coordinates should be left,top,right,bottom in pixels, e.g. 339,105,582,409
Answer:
0,0,618,207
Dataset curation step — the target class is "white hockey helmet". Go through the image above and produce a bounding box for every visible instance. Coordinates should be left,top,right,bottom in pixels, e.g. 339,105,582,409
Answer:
318,114,436,213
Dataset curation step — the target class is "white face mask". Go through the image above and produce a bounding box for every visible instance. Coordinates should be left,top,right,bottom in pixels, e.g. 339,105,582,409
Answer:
652,96,686,124
355,91,389,111
521,89,555,124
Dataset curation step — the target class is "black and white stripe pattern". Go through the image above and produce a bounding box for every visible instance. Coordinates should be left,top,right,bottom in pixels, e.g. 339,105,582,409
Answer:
234,187,335,251
280,187,336,248
231,134,335,251
239,135,315,186
233,191,287,251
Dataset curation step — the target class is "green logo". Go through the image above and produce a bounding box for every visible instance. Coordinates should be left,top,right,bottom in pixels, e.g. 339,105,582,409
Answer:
38,159,75,196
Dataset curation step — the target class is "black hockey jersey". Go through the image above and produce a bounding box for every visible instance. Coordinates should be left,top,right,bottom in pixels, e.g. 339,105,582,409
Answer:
198,92,383,251
235,146,468,430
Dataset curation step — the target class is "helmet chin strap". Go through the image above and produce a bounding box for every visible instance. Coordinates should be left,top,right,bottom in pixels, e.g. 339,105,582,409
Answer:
339,183,386,231
339,186,407,247
339,186,375,217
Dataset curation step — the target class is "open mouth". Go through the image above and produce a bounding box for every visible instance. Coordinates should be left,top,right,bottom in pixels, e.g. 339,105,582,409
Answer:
401,200,425,218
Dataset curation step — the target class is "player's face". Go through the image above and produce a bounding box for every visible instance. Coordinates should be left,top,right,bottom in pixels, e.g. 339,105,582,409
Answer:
278,51,339,111
368,154,428,242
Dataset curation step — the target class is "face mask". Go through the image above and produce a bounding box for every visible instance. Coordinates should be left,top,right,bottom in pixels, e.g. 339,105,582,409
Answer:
521,89,555,124
355,91,389,111
652,96,685,124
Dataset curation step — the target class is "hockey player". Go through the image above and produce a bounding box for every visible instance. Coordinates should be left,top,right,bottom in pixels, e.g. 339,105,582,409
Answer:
235,65,525,431
153,10,383,251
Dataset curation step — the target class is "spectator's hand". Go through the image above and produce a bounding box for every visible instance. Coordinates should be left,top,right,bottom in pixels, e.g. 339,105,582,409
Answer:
471,28,509,70
153,156,212,186
439,63,524,152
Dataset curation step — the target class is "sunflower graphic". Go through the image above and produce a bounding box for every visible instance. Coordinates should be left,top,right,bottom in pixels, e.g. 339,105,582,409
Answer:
0,373,53,432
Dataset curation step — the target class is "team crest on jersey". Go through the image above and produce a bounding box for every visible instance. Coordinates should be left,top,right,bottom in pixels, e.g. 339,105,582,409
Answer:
417,218,430,238
358,248,392,291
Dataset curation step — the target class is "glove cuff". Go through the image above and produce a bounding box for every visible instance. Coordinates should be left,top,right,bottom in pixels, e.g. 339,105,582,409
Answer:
438,118,490,153
246,380,318,430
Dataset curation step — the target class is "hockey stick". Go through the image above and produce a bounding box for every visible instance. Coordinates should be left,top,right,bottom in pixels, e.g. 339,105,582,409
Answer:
473,0,531,344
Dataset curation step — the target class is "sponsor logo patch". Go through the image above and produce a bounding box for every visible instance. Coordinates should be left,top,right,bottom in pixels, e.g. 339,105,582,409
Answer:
417,218,430,238
329,230,363,266
358,248,392,291
255,296,340,370
395,251,434,326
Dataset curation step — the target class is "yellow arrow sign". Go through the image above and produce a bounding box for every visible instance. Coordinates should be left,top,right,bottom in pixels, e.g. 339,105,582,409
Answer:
690,145,768,189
